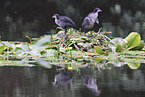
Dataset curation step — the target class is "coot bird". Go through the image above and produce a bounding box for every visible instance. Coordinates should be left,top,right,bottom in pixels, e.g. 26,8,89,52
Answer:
52,14,75,34
82,8,102,33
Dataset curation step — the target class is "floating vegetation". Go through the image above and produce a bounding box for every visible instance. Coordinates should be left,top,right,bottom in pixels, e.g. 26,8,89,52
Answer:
0,29,145,69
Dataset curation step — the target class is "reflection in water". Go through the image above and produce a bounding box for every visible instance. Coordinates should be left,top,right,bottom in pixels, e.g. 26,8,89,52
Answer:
52,68,101,96
81,74,101,96
52,68,74,87
0,66,145,97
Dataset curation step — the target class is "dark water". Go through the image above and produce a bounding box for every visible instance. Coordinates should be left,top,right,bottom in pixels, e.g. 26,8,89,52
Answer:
0,0,145,41
0,65,145,97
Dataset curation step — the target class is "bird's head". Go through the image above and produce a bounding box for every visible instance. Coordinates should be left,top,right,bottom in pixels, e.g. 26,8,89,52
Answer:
93,8,102,13
52,14,59,19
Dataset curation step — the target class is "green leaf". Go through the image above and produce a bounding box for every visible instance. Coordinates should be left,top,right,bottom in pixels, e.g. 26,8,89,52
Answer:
127,62,140,69
21,43,30,52
37,60,52,68
2,41,15,50
94,46,105,54
94,57,103,63
108,38,127,52
128,40,144,50
118,32,141,51
31,35,52,47
31,35,52,51
125,32,141,48
0,45,5,54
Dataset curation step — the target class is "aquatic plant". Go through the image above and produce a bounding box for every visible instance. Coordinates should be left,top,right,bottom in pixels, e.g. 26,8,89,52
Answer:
0,29,144,70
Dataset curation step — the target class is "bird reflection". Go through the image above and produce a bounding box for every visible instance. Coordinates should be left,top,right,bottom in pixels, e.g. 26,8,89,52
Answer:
81,71,101,96
52,68,74,87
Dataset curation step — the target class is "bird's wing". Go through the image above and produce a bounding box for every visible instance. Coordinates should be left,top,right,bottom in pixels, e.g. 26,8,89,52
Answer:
59,16,75,26
82,17,91,27
87,13,97,23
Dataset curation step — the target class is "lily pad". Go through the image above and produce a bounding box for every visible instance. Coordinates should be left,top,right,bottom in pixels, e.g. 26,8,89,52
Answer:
128,40,144,50
125,32,141,48
118,32,141,51
127,62,140,69
31,35,52,47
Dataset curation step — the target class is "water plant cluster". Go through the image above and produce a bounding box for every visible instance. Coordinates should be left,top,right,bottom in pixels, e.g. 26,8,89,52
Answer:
0,29,145,70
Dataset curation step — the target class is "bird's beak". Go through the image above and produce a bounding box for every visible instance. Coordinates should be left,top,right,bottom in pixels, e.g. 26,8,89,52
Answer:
52,16,55,18
99,9,102,12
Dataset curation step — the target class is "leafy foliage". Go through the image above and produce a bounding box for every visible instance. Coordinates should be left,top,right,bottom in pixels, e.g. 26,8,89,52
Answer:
0,29,145,70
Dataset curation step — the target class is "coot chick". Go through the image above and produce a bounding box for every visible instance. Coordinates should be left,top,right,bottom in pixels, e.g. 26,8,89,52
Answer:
82,8,102,34
52,14,75,34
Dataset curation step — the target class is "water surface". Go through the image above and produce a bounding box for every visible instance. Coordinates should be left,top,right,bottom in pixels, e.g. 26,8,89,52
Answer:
0,64,145,97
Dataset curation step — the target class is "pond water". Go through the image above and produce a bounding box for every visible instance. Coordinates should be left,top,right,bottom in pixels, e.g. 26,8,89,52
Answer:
0,64,145,97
